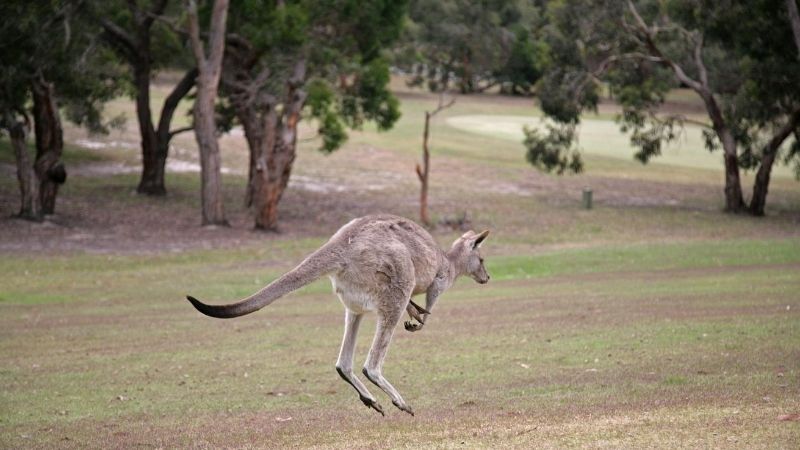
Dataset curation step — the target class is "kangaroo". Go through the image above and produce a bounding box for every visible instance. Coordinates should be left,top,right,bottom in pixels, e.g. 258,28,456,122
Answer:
187,214,491,416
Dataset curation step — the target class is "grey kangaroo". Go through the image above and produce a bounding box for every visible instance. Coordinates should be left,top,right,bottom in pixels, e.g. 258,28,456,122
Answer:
187,214,491,416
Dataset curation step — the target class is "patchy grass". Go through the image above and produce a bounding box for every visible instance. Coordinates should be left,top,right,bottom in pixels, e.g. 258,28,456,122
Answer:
1,238,798,448
1,79,799,448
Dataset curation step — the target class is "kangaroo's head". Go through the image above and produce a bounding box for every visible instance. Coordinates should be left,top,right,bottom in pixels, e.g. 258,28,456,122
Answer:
449,230,491,284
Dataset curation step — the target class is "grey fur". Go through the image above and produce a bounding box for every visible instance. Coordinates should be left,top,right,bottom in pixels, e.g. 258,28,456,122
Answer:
187,214,491,415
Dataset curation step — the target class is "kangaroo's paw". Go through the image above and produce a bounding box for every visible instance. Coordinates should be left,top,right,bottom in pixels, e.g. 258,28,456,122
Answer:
392,400,415,416
360,395,385,416
404,320,424,332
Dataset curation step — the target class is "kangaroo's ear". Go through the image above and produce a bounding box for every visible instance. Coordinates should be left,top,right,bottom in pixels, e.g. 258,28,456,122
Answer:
473,230,490,248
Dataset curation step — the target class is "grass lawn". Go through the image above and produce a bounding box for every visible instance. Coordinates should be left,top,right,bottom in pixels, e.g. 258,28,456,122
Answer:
1,80,799,448
1,238,798,448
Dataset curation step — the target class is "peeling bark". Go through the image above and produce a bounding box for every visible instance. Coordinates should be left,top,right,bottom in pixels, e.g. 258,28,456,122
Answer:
31,76,66,215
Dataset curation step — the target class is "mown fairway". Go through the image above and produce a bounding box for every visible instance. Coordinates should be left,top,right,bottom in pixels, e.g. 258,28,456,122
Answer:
1,83,799,448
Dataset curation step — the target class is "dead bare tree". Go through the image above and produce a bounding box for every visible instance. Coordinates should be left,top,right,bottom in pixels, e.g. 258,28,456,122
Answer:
417,92,455,226
186,0,229,226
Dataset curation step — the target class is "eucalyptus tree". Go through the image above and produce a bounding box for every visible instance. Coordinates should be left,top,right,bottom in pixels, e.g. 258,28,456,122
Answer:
526,0,800,215
218,0,404,230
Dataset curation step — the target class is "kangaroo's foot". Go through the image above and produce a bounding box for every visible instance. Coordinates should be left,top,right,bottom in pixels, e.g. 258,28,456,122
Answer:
336,366,384,416
360,395,385,416
362,367,413,416
392,399,415,416
404,320,424,332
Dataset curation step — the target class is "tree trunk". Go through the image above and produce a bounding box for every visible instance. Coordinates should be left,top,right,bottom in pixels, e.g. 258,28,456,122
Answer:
10,120,42,221
710,114,745,213
31,76,66,215
100,1,184,197
194,78,228,226
721,142,746,212
236,60,306,231
188,0,229,226
749,108,800,216
238,103,275,228
749,150,775,216
133,61,164,195
417,111,431,226
246,110,296,231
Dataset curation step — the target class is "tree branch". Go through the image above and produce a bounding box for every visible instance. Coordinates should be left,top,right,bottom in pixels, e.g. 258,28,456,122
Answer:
206,0,229,73
169,126,194,138
186,0,206,66
143,0,169,28
693,32,709,89
157,67,198,138
624,0,732,138
625,0,703,92
99,18,139,59
787,0,800,58
429,92,456,117
126,0,139,23
764,107,800,155
652,112,713,130
144,10,189,38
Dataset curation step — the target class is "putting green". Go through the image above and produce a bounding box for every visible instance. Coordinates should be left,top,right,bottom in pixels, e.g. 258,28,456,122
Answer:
446,114,796,177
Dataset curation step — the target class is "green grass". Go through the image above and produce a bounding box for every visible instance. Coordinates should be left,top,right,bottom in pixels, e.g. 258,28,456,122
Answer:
1,81,799,448
1,238,798,448
488,238,800,280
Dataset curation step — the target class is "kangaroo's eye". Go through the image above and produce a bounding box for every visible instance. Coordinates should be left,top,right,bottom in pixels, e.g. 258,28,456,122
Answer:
479,257,484,264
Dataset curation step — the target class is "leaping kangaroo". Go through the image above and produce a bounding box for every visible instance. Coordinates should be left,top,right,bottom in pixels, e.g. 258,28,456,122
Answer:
187,214,491,416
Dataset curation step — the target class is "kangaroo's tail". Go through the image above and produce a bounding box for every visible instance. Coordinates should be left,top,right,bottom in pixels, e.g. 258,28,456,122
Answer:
187,247,341,319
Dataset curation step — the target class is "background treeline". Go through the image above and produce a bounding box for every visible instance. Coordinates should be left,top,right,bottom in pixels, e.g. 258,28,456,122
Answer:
1,0,798,229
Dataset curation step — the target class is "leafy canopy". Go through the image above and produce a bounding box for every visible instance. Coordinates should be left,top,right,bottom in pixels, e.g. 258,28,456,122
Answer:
526,0,800,176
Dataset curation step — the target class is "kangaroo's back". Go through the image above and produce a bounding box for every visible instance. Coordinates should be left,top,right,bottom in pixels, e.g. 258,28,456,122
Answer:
334,215,444,292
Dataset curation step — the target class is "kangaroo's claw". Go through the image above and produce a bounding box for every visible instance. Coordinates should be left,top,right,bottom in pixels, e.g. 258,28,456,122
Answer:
392,400,415,416
360,396,385,416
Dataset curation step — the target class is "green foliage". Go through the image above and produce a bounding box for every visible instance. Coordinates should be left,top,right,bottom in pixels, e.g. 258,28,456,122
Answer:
527,0,800,183
340,58,401,131
397,0,546,94
306,79,346,152
0,0,125,132
523,121,583,174
617,109,681,164
223,0,406,154
496,27,549,95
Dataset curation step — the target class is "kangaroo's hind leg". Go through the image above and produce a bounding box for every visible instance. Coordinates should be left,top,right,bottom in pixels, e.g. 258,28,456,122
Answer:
362,294,415,416
335,309,384,415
